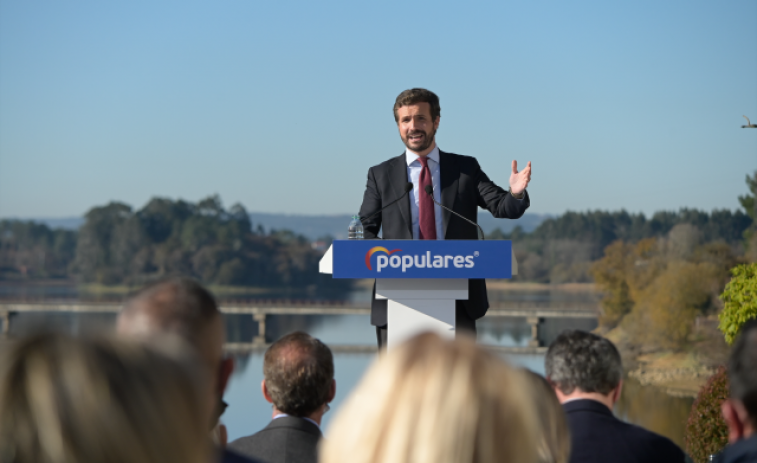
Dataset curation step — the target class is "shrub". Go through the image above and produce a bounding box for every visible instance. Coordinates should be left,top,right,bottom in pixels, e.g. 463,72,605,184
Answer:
685,366,729,463
718,263,757,345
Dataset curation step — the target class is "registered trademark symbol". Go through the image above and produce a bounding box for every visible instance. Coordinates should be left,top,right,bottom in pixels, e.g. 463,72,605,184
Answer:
474,251,479,257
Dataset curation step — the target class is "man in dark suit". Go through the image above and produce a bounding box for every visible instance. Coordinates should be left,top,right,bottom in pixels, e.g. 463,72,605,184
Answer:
358,88,533,347
716,319,757,462
545,330,686,463
229,332,335,463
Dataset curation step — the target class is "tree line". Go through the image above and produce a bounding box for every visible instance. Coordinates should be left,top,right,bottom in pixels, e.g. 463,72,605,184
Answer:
0,196,347,295
1,172,754,297
491,172,756,284
585,172,757,349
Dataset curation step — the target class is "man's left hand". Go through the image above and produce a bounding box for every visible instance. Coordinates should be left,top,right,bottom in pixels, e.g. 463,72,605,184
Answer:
510,160,532,195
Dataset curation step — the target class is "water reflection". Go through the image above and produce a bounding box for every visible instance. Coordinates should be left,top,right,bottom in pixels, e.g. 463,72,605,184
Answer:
616,377,693,448
0,285,692,450
486,284,601,306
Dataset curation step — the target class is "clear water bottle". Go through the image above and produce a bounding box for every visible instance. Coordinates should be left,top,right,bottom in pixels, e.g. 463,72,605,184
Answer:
348,215,364,239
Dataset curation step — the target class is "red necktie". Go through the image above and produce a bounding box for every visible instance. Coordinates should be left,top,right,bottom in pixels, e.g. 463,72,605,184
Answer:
418,156,437,240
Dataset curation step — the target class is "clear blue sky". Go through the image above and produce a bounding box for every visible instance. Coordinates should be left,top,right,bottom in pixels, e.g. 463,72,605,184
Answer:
1,0,755,219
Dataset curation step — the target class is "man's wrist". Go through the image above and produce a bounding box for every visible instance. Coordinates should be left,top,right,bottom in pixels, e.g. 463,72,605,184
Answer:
509,187,525,199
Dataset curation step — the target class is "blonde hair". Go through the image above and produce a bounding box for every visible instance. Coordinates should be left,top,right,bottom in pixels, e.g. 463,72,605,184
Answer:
0,332,210,463
320,333,538,463
522,370,571,463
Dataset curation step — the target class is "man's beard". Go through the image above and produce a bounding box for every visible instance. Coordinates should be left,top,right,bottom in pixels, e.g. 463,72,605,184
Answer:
402,127,436,153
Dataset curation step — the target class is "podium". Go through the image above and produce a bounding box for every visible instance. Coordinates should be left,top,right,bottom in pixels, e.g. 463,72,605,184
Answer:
320,240,517,349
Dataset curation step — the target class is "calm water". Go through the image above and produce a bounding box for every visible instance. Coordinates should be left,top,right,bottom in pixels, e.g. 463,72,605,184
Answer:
0,285,694,449
221,313,692,449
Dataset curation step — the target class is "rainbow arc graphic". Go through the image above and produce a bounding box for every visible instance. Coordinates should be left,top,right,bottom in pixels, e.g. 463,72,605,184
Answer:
364,247,402,270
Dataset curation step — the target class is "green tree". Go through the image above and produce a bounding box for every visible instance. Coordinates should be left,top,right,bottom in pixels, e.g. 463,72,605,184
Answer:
74,202,133,283
738,171,757,223
739,172,757,261
0,220,76,279
718,263,757,345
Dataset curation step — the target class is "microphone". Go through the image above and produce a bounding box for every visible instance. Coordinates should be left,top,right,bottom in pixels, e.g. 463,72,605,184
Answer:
360,182,414,226
424,185,486,240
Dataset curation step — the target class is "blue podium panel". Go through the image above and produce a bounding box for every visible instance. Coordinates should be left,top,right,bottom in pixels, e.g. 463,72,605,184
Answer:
331,240,512,279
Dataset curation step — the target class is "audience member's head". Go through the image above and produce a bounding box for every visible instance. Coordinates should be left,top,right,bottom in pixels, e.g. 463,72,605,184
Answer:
522,369,571,463
545,330,623,409
117,276,233,429
0,332,209,463
320,332,537,463
722,319,757,443
262,331,335,424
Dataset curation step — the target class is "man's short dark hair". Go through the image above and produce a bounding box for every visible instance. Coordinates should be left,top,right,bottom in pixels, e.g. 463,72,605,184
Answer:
545,330,622,395
264,331,334,417
393,88,441,123
728,319,757,423
121,276,220,348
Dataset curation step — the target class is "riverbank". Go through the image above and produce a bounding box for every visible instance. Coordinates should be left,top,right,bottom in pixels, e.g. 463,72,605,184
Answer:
607,315,729,398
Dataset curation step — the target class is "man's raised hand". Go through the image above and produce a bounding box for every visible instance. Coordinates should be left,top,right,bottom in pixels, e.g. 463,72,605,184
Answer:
509,160,532,195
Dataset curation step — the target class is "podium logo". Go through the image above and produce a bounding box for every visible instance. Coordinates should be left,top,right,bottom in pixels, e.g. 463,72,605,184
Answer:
365,247,476,273
365,247,402,271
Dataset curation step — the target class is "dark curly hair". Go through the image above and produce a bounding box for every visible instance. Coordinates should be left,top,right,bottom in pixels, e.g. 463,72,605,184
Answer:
263,331,334,417
545,330,622,395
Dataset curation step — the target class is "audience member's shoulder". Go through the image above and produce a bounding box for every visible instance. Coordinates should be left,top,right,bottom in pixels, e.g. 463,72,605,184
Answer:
625,421,686,461
222,448,266,463
719,435,757,463
228,434,261,453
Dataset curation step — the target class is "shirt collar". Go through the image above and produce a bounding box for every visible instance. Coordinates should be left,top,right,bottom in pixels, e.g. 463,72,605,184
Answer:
405,145,440,166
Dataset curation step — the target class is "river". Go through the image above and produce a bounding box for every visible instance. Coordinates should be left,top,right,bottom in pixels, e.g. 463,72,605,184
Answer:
0,283,694,448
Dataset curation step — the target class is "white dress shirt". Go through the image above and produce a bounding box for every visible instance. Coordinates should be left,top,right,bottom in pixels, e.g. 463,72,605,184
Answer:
406,146,444,240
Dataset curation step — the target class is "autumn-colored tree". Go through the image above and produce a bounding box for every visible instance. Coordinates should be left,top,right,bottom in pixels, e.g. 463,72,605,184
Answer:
593,223,735,347
591,241,634,327
591,238,660,328
686,366,729,463
634,261,721,348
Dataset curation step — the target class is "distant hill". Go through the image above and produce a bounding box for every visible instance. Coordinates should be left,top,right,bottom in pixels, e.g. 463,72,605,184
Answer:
12,212,550,241
250,212,551,241
5,217,84,230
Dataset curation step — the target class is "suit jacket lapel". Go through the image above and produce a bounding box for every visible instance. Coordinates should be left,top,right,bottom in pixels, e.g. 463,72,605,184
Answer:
439,150,459,239
390,152,413,238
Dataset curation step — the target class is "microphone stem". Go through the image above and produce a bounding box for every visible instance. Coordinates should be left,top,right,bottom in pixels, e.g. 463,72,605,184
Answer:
428,195,486,240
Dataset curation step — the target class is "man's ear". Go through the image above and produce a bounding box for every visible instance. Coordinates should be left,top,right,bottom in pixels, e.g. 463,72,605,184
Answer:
545,376,562,394
218,423,228,447
218,357,234,394
433,116,440,130
611,380,623,405
327,379,337,403
723,399,747,443
261,379,274,403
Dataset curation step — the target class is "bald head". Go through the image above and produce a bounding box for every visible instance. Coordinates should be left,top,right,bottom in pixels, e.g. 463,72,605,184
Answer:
117,277,223,375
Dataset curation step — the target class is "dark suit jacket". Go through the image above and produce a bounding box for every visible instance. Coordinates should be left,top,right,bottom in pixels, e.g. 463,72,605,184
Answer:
718,434,757,463
228,416,322,463
221,448,264,463
358,150,530,326
563,399,686,463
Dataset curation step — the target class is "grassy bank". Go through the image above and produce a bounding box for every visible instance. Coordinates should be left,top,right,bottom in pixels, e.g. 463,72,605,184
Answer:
606,315,729,398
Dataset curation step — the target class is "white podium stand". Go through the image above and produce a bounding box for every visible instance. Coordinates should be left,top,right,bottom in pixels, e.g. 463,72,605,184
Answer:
377,278,467,347
319,243,516,349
